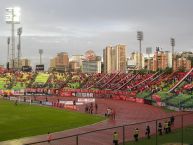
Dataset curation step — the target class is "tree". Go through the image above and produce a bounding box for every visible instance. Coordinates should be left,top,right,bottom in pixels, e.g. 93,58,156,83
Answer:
178,66,186,72
187,56,193,67
165,67,173,74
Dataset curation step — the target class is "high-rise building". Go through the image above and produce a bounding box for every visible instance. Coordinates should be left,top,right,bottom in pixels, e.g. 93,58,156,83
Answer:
174,57,191,71
68,54,84,72
9,58,31,69
115,44,127,72
131,52,144,69
144,55,154,70
152,51,171,71
180,51,193,58
103,44,127,73
82,60,101,73
103,46,112,73
54,52,69,72
20,58,31,67
127,57,137,70
70,55,84,66
9,59,17,69
50,57,56,68
82,50,101,73
69,61,81,72
176,51,193,68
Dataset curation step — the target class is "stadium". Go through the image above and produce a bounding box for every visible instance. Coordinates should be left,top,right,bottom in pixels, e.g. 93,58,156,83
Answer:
1,1,193,145
0,68,193,145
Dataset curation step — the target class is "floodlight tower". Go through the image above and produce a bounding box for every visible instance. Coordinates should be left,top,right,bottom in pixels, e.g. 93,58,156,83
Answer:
39,49,43,65
17,27,22,69
7,37,10,63
137,31,143,70
170,38,175,70
5,7,21,69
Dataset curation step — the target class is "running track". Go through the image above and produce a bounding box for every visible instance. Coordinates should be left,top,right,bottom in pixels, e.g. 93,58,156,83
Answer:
0,96,193,145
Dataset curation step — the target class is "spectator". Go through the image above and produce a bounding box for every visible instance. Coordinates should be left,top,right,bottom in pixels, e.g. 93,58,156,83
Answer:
73,100,76,109
112,109,116,120
168,121,171,133
158,122,162,135
133,128,139,141
95,103,98,114
90,105,93,114
145,125,151,139
170,116,175,126
164,121,169,134
113,131,118,145
15,99,18,106
105,107,111,117
87,103,93,114
88,105,91,114
47,132,52,143
85,104,88,113
73,100,76,105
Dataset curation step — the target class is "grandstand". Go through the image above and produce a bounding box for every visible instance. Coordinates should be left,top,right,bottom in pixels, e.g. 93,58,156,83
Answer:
0,70,193,145
11,82,26,90
0,69,192,109
31,72,50,88
166,94,192,106
11,72,32,90
46,72,68,88
0,78,8,90
0,73,13,90
35,73,50,84
183,97,193,108
67,73,88,89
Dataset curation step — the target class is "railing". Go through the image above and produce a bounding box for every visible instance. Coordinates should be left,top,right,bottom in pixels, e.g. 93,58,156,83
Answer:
25,112,193,145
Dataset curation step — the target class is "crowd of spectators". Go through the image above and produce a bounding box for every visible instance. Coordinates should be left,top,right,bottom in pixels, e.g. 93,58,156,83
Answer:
0,71,192,99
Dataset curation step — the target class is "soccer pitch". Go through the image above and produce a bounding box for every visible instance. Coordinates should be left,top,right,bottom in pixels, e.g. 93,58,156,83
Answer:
0,99,105,141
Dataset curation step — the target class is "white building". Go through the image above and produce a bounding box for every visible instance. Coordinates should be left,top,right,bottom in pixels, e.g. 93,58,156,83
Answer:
82,60,101,73
103,44,127,73
70,55,84,66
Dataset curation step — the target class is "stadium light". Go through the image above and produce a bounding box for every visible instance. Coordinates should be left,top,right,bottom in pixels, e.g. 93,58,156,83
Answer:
5,7,21,69
39,49,43,65
7,37,10,69
170,38,175,71
7,37,10,63
137,31,143,70
146,47,152,71
5,7,21,24
17,27,22,69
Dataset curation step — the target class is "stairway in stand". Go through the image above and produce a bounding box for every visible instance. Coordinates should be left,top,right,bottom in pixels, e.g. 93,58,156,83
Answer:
168,68,193,93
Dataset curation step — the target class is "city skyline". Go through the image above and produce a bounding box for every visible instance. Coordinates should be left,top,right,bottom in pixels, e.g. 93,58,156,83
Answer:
0,0,193,68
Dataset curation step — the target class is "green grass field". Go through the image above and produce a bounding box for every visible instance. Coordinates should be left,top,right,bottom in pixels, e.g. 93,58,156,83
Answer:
0,99,105,141
124,126,193,145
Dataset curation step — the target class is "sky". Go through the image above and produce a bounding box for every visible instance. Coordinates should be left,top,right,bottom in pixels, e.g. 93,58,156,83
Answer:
0,0,193,68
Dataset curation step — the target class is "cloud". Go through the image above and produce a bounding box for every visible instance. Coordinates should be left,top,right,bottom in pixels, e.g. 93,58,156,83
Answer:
0,0,193,68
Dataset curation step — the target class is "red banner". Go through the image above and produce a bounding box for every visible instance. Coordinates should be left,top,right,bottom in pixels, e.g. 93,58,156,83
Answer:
152,94,161,102
136,98,144,104
125,97,136,102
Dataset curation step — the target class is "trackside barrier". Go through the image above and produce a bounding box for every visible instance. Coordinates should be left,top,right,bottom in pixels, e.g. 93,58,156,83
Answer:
52,102,77,110
24,112,193,145
5,96,78,111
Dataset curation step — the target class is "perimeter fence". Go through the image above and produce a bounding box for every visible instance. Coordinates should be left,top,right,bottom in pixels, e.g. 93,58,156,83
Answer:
25,112,193,145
